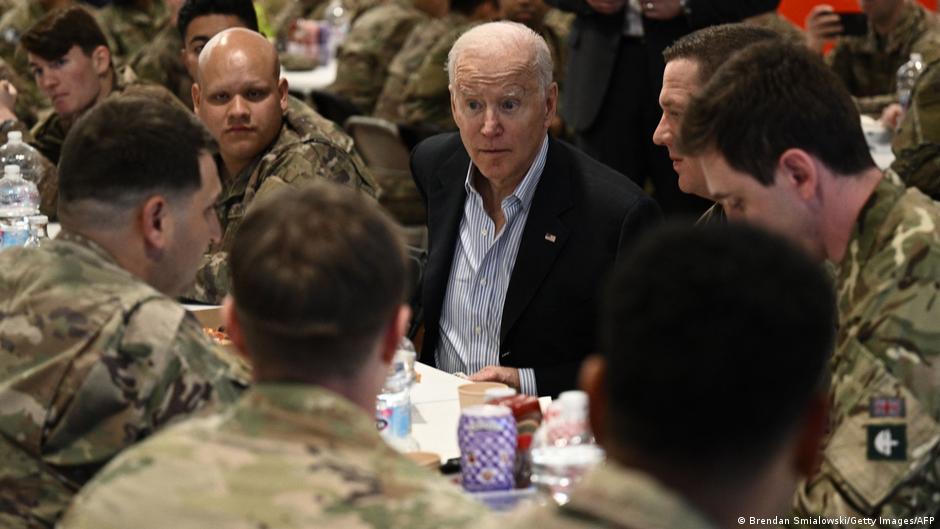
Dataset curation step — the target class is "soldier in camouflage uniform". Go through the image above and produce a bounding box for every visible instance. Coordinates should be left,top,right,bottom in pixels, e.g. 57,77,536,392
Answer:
188,28,377,303
328,0,443,114
373,0,494,122
806,0,940,116
679,41,940,527
131,0,261,109
60,182,487,529
95,0,168,66
0,7,185,218
504,223,835,529
0,96,248,529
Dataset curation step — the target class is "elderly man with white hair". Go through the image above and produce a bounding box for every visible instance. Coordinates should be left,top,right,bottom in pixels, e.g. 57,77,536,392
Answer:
411,21,661,397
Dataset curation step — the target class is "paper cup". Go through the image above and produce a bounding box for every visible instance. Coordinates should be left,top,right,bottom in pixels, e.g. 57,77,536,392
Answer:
458,382,508,409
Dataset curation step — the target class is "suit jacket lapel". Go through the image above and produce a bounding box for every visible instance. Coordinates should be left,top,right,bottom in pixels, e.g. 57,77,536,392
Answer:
500,140,574,343
422,142,470,362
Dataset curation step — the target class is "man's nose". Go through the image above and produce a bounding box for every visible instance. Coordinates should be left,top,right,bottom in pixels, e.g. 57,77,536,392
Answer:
228,95,249,117
652,113,671,147
481,108,502,136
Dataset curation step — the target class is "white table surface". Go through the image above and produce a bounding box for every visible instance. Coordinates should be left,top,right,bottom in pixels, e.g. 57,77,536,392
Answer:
862,115,896,170
282,61,337,96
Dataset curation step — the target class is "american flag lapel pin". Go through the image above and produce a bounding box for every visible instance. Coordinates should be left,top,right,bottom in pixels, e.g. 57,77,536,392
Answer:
544,233,557,243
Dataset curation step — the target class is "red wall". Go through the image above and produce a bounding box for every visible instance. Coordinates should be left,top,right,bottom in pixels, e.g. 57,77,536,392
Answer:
779,0,936,27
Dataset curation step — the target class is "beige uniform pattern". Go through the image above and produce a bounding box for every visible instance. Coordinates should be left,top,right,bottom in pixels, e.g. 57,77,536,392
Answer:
827,1,940,115
188,96,379,304
501,461,719,529
328,0,428,113
127,24,194,108
95,1,168,66
794,173,940,527
59,384,488,529
0,231,248,529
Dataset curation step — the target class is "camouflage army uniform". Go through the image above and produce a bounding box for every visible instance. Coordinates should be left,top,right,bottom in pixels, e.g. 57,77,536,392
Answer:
59,384,487,529
0,0,44,71
13,67,184,218
0,56,47,129
329,0,428,113
127,23,193,108
400,20,481,132
188,96,379,303
827,0,940,116
0,230,249,529
95,1,168,66
743,10,805,46
374,12,467,122
502,461,718,529
794,173,940,527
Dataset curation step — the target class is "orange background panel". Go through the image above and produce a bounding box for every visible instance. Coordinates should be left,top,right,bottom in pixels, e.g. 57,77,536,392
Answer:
779,0,936,27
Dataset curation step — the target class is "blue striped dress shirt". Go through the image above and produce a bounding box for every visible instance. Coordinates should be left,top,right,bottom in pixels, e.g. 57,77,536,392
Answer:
435,135,549,396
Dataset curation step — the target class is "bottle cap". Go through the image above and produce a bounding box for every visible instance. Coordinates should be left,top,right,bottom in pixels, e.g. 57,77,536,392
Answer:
6,131,22,144
483,387,517,403
911,52,924,63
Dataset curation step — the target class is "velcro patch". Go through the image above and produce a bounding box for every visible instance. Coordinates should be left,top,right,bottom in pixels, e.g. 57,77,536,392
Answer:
867,425,907,461
870,397,906,418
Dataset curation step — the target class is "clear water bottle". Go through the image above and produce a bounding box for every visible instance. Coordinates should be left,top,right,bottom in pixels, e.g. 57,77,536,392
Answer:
376,349,419,452
24,214,48,248
0,131,43,186
322,0,351,63
0,165,39,249
897,52,926,110
530,390,605,505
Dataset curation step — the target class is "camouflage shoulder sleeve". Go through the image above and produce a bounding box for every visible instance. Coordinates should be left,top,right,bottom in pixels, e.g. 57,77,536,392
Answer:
264,138,379,199
42,297,243,468
186,251,231,305
891,142,940,200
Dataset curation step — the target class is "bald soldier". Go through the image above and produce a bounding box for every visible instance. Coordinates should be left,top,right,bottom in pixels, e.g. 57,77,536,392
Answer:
187,28,378,304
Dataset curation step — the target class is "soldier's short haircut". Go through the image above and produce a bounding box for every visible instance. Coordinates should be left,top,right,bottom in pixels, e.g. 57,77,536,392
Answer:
662,24,780,85
678,41,875,185
600,222,835,473
20,6,110,61
58,97,217,204
177,0,260,40
230,183,407,380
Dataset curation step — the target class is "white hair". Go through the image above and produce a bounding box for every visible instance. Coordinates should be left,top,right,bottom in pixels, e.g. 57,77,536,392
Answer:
446,21,553,93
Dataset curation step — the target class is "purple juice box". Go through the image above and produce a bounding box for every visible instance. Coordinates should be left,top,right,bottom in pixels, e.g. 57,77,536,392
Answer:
458,404,517,492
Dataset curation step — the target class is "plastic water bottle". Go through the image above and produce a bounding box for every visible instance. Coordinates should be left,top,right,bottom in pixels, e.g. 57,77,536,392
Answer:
897,52,926,110
530,390,605,505
376,349,419,452
322,0,351,62
0,165,39,249
0,131,43,186
23,214,48,248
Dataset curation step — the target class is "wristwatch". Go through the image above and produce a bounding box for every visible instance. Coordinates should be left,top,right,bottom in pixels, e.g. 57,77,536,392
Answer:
679,0,692,17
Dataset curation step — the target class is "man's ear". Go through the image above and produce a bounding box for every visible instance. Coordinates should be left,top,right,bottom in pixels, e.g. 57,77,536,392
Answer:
379,305,411,365
793,392,829,477
139,194,171,257
278,77,289,113
777,148,819,202
192,82,202,114
544,81,558,128
92,45,111,76
579,355,607,445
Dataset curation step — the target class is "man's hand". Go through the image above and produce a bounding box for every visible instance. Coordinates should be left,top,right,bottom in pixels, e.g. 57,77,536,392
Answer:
880,103,904,131
0,80,18,121
469,366,521,391
641,0,682,21
805,5,842,54
586,0,626,15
